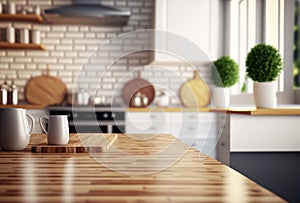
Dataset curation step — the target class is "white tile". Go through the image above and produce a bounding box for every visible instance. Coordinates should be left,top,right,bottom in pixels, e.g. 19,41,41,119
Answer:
26,51,49,57
43,38,60,44
65,65,82,71
50,51,64,57
33,57,57,64
7,51,25,57
0,64,9,69
32,25,50,31
55,45,73,51
61,39,73,44
15,57,32,63
13,24,31,29
80,26,89,32
25,64,37,70
85,33,96,38
128,1,143,7
73,45,86,51
67,26,79,32
66,32,84,38
48,64,64,70
74,39,104,45
28,0,52,6
58,71,73,77
65,52,78,57
46,33,64,38
0,57,13,63
58,58,72,64
51,26,67,32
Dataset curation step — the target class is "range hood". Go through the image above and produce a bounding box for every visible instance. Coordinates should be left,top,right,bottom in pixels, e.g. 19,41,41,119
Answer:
43,0,131,25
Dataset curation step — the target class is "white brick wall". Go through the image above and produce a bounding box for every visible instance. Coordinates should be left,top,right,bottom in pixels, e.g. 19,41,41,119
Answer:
0,0,212,106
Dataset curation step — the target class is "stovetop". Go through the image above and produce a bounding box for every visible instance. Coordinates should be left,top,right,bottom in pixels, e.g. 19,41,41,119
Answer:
47,104,126,111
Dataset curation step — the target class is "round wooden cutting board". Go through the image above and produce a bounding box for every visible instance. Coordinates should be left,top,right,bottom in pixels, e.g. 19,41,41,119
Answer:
25,70,67,106
179,70,210,108
122,71,155,107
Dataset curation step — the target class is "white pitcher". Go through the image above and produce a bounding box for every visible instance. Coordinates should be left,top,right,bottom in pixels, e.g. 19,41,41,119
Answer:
0,108,35,151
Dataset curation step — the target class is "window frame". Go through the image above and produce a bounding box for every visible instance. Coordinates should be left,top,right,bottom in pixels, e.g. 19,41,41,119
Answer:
225,0,292,96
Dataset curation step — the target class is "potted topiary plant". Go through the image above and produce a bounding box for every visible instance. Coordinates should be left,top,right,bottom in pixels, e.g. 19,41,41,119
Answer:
211,55,239,108
246,44,283,108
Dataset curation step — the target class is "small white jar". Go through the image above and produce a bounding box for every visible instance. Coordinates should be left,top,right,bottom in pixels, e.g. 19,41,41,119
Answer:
7,2,16,14
6,25,15,43
34,5,40,15
31,30,41,44
20,28,29,44
0,2,3,14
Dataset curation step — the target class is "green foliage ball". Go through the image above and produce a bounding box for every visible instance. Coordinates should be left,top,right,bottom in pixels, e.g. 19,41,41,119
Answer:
246,44,283,82
211,56,239,87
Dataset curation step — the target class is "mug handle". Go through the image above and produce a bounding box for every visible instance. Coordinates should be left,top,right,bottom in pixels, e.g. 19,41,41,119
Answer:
26,113,35,135
39,115,49,134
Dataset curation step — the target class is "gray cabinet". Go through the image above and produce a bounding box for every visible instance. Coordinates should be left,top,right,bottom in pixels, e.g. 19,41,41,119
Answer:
216,112,300,202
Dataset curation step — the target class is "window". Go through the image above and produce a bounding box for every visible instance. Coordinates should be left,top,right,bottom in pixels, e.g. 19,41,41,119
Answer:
227,0,285,94
294,0,300,88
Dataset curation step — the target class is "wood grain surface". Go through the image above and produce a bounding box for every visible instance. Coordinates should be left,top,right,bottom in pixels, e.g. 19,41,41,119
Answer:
180,70,211,108
30,133,117,153
25,70,67,105
0,134,286,203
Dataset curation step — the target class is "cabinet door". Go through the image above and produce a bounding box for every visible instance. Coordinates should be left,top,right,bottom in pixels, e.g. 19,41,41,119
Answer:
154,0,219,62
126,112,174,134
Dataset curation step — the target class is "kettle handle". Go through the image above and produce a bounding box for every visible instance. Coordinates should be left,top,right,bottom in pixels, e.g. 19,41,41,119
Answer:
26,113,35,135
39,116,48,134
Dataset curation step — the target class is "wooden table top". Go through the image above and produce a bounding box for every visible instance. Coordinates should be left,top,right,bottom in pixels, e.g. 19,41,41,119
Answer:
0,133,286,203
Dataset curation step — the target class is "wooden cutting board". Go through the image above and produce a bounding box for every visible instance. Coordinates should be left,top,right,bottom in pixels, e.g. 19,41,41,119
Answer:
122,70,155,107
25,69,67,105
29,133,118,153
179,70,210,108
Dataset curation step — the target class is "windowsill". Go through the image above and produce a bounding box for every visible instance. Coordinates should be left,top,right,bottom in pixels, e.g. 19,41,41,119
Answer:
230,89,296,105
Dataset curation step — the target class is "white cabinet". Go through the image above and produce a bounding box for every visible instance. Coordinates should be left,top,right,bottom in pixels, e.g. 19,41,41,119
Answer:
126,111,217,158
27,109,49,134
154,0,220,62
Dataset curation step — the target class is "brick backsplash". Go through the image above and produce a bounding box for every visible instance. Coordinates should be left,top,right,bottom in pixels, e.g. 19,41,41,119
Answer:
0,0,212,106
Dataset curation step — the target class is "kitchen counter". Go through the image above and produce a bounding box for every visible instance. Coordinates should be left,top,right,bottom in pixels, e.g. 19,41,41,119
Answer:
0,133,285,202
215,106,300,115
128,105,300,115
3,104,300,116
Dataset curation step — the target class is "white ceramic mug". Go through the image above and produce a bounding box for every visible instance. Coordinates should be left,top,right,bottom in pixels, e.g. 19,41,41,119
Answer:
39,115,69,145
0,108,34,151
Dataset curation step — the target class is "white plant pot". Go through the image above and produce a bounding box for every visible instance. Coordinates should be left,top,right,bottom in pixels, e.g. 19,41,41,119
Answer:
253,81,277,108
213,87,230,108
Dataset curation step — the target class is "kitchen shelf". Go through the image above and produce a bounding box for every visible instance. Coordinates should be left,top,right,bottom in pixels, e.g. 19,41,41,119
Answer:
0,14,43,23
0,104,46,109
0,41,45,50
